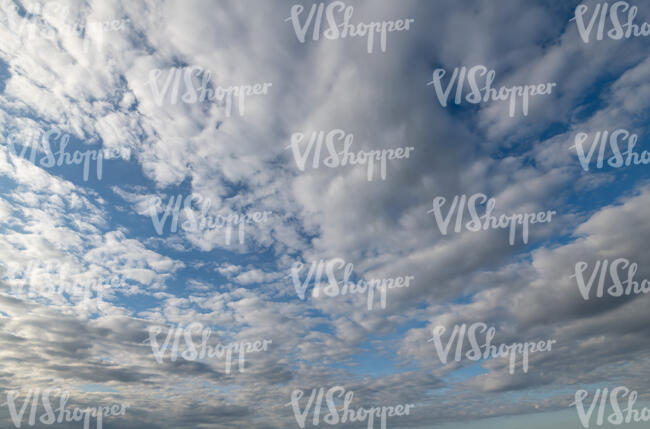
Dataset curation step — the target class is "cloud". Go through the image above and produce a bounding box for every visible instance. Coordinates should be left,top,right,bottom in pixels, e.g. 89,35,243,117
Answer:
0,0,649,427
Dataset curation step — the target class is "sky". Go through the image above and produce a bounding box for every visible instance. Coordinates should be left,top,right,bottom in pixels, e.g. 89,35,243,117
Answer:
0,0,649,428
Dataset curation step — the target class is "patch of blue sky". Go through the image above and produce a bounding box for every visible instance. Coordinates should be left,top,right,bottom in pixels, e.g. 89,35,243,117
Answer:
78,384,119,393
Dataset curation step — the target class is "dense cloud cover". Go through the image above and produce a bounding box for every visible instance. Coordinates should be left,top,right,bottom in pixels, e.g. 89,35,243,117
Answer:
0,0,649,428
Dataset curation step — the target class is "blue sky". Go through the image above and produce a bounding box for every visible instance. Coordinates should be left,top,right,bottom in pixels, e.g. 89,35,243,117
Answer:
0,0,650,428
